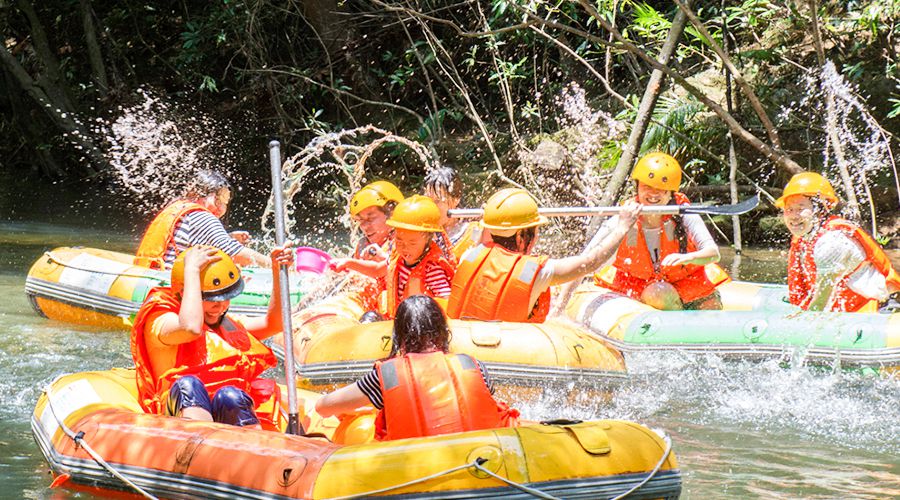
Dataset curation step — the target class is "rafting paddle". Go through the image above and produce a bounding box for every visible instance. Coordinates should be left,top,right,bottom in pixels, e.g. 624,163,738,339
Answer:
448,194,760,218
269,140,302,436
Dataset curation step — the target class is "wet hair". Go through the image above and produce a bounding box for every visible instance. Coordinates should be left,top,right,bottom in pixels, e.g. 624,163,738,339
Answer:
389,295,451,357
424,166,463,201
490,227,536,253
184,170,232,199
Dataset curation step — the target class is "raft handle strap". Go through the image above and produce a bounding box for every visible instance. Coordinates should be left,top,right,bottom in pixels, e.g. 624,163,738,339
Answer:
44,251,168,282
609,435,673,500
321,458,562,500
42,382,159,500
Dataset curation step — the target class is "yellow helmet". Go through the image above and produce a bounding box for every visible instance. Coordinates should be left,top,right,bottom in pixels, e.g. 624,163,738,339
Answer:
386,195,443,232
774,172,839,208
349,181,404,216
480,188,548,236
170,246,244,301
632,152,682,191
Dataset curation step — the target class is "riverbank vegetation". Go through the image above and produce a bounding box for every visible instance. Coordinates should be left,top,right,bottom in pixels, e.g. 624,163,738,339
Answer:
2,1,899,244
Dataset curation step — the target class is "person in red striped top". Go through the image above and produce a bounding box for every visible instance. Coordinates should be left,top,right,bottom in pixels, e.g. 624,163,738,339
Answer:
330,196,456,318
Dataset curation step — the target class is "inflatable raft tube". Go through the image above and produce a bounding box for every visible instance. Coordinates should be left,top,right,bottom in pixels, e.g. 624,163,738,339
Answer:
270,291,628,393
567,281,900,372
25,247,308,329
32,369,682,499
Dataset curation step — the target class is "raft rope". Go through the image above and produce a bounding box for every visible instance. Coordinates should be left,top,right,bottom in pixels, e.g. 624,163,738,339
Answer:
43,251,168,282
609,435,673,500
321,458,561,500
42,382,159,500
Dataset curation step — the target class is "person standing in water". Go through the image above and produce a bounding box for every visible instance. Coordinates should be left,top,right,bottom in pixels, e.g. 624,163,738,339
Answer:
595,152,729,310
777,171,900,312
316,295,518,440
134,170,269,269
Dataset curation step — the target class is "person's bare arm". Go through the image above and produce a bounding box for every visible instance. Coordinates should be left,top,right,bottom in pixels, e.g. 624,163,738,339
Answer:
232,247,271,269
315,383,373,417
549,201,642,286
156,247,220,345
329,256,388,279
244,245,294,338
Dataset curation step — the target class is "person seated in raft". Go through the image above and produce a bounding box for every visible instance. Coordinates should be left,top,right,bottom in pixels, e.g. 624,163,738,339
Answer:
316,295,518,440
348,180,405,260
423,165,484,260
594,152,729,310
777,171,900,312
447,188,641,323
331,195,456,317
134,169,270,269
130,244,293,429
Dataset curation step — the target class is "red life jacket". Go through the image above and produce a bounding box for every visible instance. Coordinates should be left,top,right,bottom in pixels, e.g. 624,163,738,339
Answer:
383,241,456,318
373,351,518,441
130,287,281,428
788,216,900,312
447,243,551,323
597,193,728,304
134,200,208,269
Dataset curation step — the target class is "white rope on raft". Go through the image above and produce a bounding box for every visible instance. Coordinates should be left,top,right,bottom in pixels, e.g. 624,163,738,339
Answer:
42,380,159,500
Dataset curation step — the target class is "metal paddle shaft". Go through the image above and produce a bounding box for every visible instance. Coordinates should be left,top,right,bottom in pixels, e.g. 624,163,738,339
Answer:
448,195,760,218
268,140,301,436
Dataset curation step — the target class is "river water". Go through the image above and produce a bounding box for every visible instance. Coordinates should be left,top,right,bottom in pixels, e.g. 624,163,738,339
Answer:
1,215,899,499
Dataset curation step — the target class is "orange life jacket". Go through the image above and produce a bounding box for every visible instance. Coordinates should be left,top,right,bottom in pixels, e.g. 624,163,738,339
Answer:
130,287,281,428
447,243,551,323
134,200,208,269
450,222,482,261
383,240,456,318
788,216,900,312
374,351,518,441
596,193,729,304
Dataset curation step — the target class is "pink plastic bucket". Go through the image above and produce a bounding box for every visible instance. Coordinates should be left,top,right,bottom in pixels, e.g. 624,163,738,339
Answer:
295,247,331,274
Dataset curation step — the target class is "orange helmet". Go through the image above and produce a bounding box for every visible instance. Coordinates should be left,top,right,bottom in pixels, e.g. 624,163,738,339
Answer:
349,181,404,216
774,172,839,208
480,188,548,237
386,195,443,232
632,152,682,191
171,246,244,301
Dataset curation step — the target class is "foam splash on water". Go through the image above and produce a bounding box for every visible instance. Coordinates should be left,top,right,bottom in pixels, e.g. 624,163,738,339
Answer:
100,89,242,211
517,352,900,455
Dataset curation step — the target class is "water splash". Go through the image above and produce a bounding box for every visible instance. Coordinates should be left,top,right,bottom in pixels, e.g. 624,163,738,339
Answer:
261,125,437,252
99,89,242,211
787,62,900,226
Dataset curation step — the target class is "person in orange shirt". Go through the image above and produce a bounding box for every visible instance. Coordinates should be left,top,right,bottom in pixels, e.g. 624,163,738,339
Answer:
595,153,729,310
777,172,900,312
130,245,292,428
316,295,517,440
448,188,640,322
331,195,455,318
134,170,269,269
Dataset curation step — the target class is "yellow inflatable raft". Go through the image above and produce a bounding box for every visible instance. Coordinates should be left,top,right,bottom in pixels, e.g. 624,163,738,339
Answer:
272,291,627,393
33,369,682,499
25,246,307,329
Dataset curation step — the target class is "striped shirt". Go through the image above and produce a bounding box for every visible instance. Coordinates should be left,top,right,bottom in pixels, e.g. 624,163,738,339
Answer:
396,259,452,298
163,210,244,265
356,358,494,409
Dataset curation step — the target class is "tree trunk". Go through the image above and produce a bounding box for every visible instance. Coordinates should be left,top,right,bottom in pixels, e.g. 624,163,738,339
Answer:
80,0,109,96
0,41,106,174
17,0,77,113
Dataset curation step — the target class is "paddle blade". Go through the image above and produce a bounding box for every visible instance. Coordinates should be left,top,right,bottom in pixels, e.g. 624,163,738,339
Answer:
681,195,760,216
